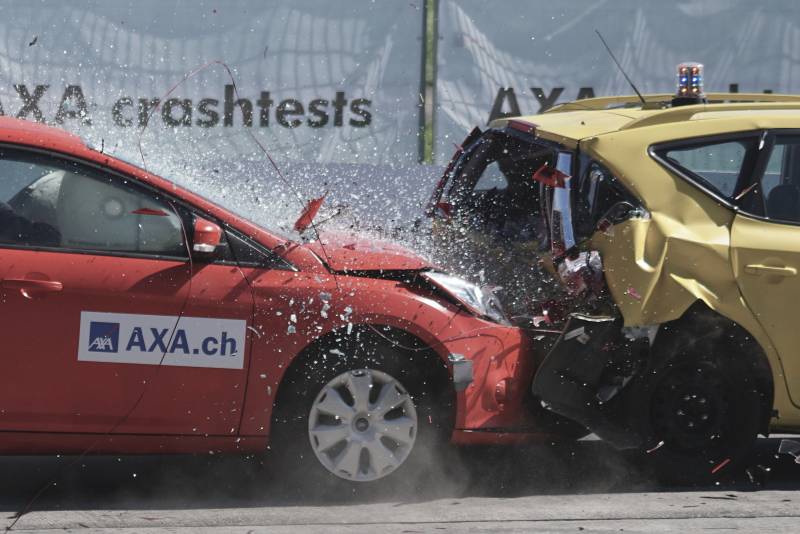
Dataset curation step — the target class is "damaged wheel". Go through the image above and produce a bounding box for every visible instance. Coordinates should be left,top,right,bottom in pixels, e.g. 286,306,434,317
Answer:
269,333,453,492
631,329,763,486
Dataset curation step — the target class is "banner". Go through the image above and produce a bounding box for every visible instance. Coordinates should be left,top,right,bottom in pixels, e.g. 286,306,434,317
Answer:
0,0,424,166
435,0,800,162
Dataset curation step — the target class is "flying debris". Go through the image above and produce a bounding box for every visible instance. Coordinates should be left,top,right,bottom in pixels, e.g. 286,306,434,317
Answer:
294,192,328,233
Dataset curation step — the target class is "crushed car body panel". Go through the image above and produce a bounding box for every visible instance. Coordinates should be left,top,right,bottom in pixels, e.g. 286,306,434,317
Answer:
585,118,797,418
436,93,800,450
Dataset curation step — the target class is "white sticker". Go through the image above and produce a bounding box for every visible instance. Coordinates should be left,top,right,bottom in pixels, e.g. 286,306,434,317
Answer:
78,311,246,369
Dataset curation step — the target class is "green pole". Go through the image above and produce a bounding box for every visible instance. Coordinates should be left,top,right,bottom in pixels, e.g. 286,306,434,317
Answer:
418,0,438,164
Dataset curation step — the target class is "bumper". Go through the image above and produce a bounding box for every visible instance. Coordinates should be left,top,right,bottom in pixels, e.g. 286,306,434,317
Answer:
531,314,651,449
440,320,545,443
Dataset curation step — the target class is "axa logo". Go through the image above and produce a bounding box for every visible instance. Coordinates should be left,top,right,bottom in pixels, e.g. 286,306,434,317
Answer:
88,322,120,353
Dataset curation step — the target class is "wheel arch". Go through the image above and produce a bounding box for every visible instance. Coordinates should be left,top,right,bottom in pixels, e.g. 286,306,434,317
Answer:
658,301,774,436
271,323,454,431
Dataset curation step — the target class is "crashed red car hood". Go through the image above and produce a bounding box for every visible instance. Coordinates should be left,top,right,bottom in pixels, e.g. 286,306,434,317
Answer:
304,232,431,272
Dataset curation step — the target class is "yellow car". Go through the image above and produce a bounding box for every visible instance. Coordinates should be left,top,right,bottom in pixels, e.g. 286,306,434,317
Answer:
429,67,800,483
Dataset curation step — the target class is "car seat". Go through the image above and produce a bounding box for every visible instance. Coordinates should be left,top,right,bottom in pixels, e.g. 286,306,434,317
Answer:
766,183,800,222
7,170,64,227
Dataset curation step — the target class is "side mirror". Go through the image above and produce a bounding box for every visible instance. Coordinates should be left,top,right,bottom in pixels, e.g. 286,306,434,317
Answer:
192,217,222,257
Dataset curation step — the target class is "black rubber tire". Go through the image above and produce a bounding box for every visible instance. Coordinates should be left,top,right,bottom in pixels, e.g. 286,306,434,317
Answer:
267,330,454,496
627,324,763,486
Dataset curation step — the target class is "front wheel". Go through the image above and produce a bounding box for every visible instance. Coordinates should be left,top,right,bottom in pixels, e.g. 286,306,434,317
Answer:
268,337,453,492
307,368,418,482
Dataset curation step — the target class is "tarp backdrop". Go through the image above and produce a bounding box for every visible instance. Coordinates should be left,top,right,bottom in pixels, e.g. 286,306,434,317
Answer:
0,0,424,165
4,1,800,229
436,0,800,162
0,0,433,231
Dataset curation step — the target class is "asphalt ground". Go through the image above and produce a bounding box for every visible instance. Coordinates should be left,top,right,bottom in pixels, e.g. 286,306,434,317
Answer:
1,436,799,533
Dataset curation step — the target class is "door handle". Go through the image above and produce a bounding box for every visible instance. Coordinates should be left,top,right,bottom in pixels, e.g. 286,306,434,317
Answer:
2,278,64,296
744,264,798,276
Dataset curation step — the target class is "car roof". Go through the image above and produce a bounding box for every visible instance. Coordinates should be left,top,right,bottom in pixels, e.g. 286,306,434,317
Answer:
0,116,294,251
0,116,89,153
490,93,800,148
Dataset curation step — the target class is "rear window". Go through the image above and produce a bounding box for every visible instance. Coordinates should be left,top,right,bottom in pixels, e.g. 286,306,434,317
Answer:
439,131,556,241
656,137,757,200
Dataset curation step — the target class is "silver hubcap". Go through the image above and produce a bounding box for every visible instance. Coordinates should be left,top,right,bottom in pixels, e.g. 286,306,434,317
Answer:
308,368,418,482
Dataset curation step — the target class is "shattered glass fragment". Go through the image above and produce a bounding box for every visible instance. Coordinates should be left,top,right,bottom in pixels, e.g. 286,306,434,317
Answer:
778,439,800,463
745,464,771,487
341,306,353,321
557,250,603,297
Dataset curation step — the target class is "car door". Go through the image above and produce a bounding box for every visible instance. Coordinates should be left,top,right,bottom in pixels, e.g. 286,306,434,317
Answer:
731,132,800,405
118,221,256,436
0,146,252,436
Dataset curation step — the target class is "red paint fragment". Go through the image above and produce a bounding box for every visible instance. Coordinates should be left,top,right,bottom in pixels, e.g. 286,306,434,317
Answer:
434,202,453,219
532,315,551,327
711,457,731,474
532,164,569,188
293,193,328,233
625,286,642,300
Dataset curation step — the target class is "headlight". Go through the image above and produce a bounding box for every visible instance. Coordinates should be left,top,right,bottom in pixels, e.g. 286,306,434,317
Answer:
421,271,508,324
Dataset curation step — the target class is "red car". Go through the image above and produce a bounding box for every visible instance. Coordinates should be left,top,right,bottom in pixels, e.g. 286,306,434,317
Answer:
0,117,566,486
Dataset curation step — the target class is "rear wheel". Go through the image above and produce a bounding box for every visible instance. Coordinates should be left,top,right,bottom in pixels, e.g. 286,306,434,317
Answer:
630,330,763,485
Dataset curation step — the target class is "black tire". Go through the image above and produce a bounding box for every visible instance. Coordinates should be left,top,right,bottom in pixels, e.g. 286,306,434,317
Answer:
267,329,454,496
627,323,763,486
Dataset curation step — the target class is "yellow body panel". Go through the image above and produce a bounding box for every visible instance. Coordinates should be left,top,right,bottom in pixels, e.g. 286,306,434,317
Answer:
498,94,800,428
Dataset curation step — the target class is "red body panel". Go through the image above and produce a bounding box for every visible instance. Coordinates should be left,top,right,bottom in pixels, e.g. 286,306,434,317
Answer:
0,249,191,433
238,271,540,439
305,231,432,271
0,117,545,455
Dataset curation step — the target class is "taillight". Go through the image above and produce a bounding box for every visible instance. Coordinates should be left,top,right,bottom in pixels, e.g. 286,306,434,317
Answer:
508,119,538,135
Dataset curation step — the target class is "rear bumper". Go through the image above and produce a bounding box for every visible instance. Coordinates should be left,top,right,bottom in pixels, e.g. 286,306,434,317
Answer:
531,315,651,449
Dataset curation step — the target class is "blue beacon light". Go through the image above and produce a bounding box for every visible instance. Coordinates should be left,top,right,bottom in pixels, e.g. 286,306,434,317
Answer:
673,62,706,106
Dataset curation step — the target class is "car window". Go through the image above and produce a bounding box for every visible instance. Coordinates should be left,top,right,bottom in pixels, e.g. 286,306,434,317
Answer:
663,140,749,198
0,149,186,257
474,161,509,191
574,161,636,238
762,143,784,199
760,136,800,223
439,132,553,243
